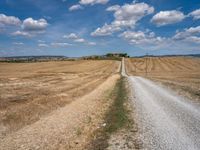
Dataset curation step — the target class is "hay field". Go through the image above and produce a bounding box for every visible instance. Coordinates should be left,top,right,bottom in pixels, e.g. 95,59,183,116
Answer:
125,57,200,101
0,60,120,138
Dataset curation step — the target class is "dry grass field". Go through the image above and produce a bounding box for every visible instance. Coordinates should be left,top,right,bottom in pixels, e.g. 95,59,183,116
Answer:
0,60,120,141
125,57,200,101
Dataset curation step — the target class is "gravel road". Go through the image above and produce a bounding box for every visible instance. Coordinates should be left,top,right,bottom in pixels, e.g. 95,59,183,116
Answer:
122,58,200,150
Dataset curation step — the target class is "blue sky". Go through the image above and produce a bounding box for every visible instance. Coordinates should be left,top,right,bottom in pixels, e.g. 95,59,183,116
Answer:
0,0,200,57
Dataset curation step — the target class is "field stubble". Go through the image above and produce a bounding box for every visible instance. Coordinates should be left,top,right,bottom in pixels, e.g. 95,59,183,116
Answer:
0,60,120,139
125,57,200,102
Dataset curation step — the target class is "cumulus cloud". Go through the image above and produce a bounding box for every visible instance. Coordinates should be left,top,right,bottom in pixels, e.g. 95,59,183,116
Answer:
70,0,109,11
92,2,154,36
0,14,21,26
189,9,200,20
22,18,48,31
151,10,185,26
79,0,109,5
113,2,154,22
63,33,95,45
120,26,200,51
0,15,48,33
69,4,83,11
11,18,48,37
63,33,78,39
91,23,121,36
106,5,120,11
173,26,200,44
119,30,165,45
63,33,85,42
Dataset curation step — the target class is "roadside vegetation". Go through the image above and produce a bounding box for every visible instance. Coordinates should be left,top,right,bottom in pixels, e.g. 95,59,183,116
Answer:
87,76,132,150
105,77,130,133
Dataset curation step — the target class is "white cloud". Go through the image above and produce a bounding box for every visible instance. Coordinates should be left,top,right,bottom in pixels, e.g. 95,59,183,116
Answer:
185,36,200,44
11,18,48,37
74,38,85,43
12,31,31,37
79,0,109,5
173,26,200,44
69,4,83,11
22,18,48,31
120,30,165,45
151,10,185,26
91,23,121,36
0,14,49,38
51,42,72,47
106,5,120,11
88,42,96,45
38,40,45,43
0,14,21,26
13,42,24,45
63,33,96,45
189,9,200,20
92,2,154,36
113,2,154,23
119,30,173,51
38,43,49,47
63,33,84,42
0,15,48,33
63,33,78,39
120,26,200,51
173,26,200,40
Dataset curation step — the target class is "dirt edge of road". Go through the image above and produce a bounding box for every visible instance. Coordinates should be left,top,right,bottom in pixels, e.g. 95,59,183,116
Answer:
86,76,141,150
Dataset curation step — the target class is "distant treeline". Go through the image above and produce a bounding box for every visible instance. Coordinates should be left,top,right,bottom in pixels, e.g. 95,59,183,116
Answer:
82,53,129,61
0,56,73,63
1,53,199,63
0,53,131,62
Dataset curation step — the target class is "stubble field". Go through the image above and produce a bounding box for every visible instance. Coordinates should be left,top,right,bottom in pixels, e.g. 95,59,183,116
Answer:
125,56,200,101
0,60,120,142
